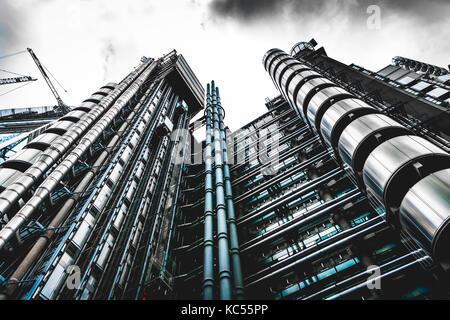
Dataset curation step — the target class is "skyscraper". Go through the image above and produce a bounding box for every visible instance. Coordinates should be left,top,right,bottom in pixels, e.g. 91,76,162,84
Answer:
0,50,204,300
176,39,450,300
0,39,449,300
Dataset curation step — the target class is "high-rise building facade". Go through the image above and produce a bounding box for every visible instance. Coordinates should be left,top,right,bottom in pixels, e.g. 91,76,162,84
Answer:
175,39,450,300
0,40,449,300
0,50,204,300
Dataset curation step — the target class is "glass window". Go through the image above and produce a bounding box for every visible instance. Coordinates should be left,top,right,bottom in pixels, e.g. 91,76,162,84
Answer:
427,87,448,98
410,81,433,92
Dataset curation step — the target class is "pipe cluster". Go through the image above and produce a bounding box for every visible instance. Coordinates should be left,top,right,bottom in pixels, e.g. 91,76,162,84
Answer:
202,81,243,300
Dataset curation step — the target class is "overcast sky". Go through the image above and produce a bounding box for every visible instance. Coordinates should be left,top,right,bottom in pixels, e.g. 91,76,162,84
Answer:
0,0,449,132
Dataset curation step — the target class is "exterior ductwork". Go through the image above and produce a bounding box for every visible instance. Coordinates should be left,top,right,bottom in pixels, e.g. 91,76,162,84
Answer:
216,88,244,300
263,48,450,266
0,60,151,218
0,82,159,299
202,83,215,300
0,60,157,251
211,82,232,300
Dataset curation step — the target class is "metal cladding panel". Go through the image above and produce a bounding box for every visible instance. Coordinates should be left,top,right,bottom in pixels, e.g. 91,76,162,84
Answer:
61,110,87,122
319,98,375,147
27,132,61,148
79,101,98,110
100,82,117,90
276,59,302,88
363,135,449,208
47,120,75,133
264,49,284,71
338,113,406,170
40,252,74,300
399,169,450,264
287,70,322,100
93,88,112,96
0,168,22,190
263,48,283,70
72,213,96,249
306,86,351,130
269,55,290,79
84,94,105,103
4,147,42,167
295,77,334,117
280,63,309,94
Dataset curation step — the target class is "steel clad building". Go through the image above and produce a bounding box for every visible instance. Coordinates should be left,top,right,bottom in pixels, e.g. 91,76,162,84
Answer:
0,40,449,300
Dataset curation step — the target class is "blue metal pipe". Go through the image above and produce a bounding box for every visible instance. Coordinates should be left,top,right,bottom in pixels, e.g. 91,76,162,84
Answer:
202,83,215,300
216,88,244,299
211,81,232,300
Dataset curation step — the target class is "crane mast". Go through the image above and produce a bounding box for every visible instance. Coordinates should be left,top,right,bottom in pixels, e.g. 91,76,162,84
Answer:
27,48,70,113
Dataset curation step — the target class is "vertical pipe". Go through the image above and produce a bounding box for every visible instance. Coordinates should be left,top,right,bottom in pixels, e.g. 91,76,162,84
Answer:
211,81,232,300
202,83,214,300
216,88,244,300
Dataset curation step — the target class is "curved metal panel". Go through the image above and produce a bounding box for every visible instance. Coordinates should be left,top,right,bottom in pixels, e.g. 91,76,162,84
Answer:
399,169,450,265
266,52,286,77
1,148,42,171
319,98,376,147
101,82,117,90
281,64,310,95
271,56,292,80
287,70,321,100
269,54,290,80
363,135,450,220
305,86,350,129
294,77,333,115
263,49,283,70
61,110,87,121
47,120,76,133
338,113,409,174
277,60,304,89
0,168,23,191
27,132,61,150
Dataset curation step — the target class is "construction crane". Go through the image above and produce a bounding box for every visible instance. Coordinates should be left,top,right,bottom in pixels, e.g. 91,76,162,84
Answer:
27,48,71,114
0,75,37,86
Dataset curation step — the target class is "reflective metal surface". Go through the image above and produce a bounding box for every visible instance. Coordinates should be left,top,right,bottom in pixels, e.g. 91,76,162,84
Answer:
267,52,286,76
306,86,351,130
363,135,450,217
338,114,408,173
286,70,322,100
271,56,291,80
319,98,375,148
263,49,283,70
277,60,303,88
61,110,87,122
280,64,309,95
27,132,61,149
295,78,334,115
399,169,450,265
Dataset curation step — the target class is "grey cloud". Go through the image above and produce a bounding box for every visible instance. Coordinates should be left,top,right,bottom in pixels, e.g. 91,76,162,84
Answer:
208,0,450,23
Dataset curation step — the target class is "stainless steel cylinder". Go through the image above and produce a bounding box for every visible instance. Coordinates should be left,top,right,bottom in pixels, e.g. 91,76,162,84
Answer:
399,169,450,267
363,135,450,222
263,47,450,266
